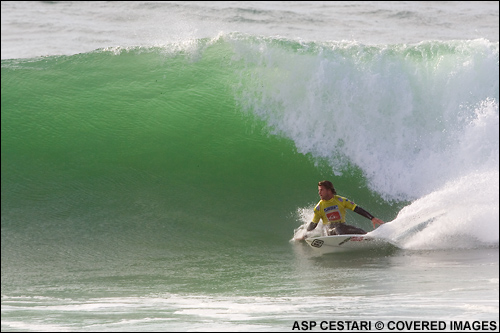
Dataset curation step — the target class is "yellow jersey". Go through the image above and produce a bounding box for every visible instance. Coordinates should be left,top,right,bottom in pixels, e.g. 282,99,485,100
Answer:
312,195,357,225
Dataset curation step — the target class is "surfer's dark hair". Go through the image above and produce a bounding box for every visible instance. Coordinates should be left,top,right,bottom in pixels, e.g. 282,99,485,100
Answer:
318,180,336,195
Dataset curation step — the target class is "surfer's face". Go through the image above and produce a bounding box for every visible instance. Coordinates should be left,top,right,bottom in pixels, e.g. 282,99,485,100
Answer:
318,186,333,200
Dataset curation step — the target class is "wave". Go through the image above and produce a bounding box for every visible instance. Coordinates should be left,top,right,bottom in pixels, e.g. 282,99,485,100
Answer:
1,33,498,251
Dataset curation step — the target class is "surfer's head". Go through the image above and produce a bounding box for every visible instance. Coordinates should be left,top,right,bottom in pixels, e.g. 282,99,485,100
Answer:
318,180,336,200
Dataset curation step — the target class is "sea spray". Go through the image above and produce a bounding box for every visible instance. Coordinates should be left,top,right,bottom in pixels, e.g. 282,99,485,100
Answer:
370,170,499,250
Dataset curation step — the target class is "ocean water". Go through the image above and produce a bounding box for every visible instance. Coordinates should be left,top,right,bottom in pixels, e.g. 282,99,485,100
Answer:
1,1,499,331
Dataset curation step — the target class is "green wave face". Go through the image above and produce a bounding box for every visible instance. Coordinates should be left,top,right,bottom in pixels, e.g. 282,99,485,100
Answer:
2,35,498,254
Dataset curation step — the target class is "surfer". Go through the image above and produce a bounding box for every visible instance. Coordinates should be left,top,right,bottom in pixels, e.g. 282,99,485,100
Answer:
305,180,384,236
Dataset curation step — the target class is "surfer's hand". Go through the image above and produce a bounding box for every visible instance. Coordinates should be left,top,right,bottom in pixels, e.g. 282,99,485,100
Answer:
371,218,384,228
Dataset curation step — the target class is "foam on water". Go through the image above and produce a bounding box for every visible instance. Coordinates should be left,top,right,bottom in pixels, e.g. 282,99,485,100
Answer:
2,292,498,331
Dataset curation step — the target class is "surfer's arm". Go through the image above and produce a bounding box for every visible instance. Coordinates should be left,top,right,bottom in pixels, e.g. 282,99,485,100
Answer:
353,206,384,227
306,222,318,231
353,206,374,219
307,204,323,231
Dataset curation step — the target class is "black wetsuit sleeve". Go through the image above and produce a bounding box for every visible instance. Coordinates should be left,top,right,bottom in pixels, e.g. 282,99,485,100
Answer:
307,222,318,231
354,206,375,220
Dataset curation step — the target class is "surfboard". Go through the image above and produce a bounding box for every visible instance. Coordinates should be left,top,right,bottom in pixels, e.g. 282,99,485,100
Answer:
304,234,393,254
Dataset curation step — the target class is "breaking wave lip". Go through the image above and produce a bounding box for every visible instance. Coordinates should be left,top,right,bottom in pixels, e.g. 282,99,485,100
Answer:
232,37,499,200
